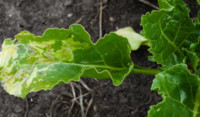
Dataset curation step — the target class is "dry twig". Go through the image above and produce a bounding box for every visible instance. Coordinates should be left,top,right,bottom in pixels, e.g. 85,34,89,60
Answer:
84,94,93,117
73,82,85,117
49,93,72,117
68,83,76,117
139,0,159,10
49,81,94,117
73,16,84,24
24,98,29,117
79,79,93,92
99,0,103,38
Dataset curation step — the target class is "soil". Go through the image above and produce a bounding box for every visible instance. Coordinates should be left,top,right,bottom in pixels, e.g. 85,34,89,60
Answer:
0,0,199,117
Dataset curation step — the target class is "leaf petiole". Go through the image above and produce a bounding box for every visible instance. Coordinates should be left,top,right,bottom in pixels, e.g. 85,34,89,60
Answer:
132,65,161,75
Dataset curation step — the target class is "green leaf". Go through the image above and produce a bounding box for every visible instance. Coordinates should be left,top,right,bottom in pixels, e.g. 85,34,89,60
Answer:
187,31,200,75
114,27,149,51
157,0,175,11
197,0,200,5
141,0,200,68
0,24,133,98
183,49,199,72
149,64,200,117
190,37,200,57
195,11,200,25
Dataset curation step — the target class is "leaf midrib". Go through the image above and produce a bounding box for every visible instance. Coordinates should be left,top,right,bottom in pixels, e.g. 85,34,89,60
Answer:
22,62,128,71
193,91,200,117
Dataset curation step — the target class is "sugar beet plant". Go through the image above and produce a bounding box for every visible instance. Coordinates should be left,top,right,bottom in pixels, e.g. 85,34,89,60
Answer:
0,0,200,116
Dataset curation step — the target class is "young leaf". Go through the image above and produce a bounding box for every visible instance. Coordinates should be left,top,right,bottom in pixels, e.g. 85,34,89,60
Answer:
149,64,200,117
114,27,149,51
141,0,200,68
190,37,200,58
195,11,200,25
0,24,133,98
183,49,199,72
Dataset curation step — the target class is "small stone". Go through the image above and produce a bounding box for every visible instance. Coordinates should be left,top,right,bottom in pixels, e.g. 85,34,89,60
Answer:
67,13,73,18
30,98,33,102
93,105,98,111
109,17,115,22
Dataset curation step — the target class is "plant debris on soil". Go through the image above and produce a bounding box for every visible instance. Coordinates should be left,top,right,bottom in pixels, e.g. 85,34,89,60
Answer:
0,0,199,117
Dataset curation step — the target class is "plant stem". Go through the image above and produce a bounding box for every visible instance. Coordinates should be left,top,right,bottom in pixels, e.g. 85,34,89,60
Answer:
132,65,161,75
